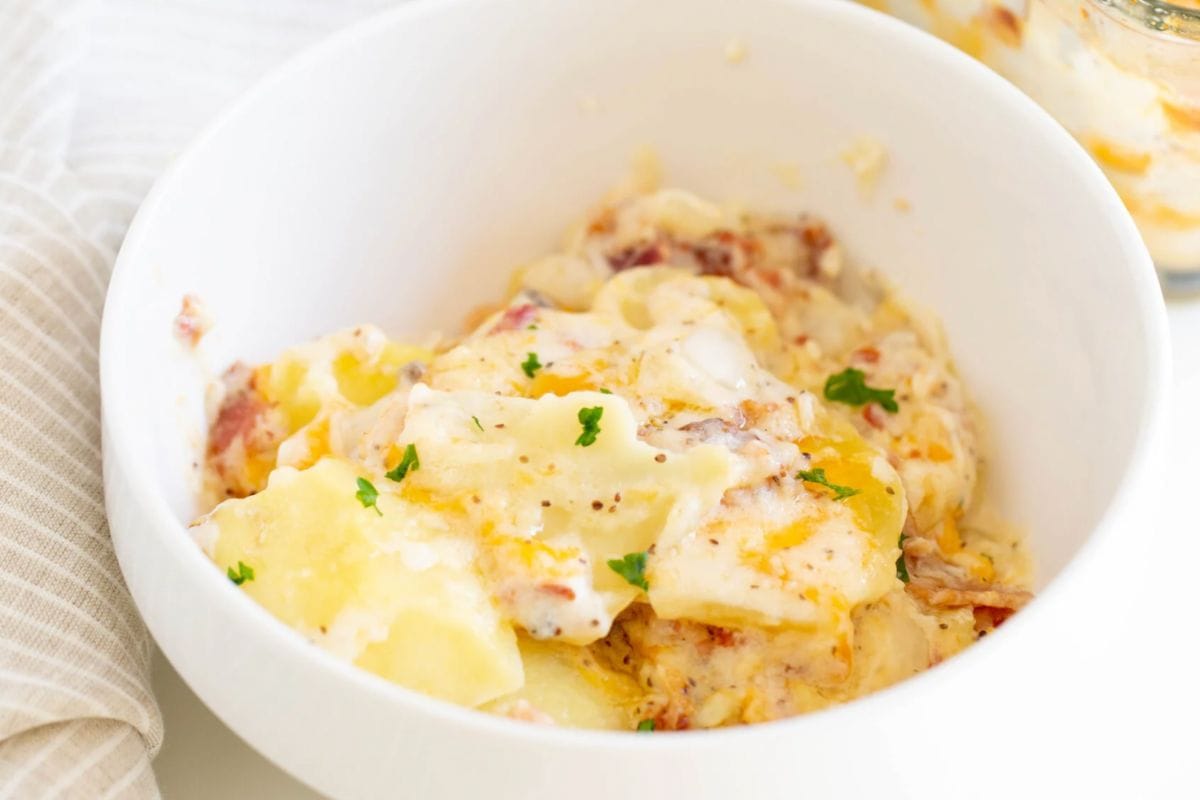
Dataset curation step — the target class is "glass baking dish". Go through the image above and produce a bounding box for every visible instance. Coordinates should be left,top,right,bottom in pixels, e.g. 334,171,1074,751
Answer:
864,0,1200,291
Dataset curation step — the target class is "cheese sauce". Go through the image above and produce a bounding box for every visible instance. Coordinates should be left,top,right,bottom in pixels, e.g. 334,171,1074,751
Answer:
194,183,1033,731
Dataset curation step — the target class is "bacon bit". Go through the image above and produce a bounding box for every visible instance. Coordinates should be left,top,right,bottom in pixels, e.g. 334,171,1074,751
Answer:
851,346,880,364
792,334,809,346
907,576,1031,613
208,365,266,454
489,303,538,334
799,218,832,252
783,216,838,276
173,294,210,347
754,267,783,289
608,241,667,271
705,625,737,648
206,363,285,497
685,239,734,278
862,403,888,431
539,583,577,601
903,534,1032,614
973,605,1015,632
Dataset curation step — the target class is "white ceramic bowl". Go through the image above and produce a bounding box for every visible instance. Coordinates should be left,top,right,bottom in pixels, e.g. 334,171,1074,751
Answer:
101,0,1170,797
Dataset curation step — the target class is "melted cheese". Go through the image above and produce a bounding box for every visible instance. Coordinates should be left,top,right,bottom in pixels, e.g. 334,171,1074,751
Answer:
398,385,736,643
199,185,1028,730
194,458,522,706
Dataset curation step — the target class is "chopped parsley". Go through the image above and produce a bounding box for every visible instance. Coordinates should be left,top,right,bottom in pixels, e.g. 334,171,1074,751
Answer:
227,560,254,586
598,388,613,395
521,351,542,378
795,467,859,500
575,406,603,447
385,444,420,482
607,551,648,591
636,719,655,732
823,367,899,413
896,533,910,583
471,415,484,432
355,476,383,515
526,324,539,331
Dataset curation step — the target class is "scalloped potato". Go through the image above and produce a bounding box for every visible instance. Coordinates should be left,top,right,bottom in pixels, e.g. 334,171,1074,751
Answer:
194,184,1032,731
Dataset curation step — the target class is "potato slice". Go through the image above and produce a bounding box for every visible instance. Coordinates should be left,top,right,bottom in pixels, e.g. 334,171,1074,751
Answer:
195,457,522,707
397,385,736,644
483,638,642,730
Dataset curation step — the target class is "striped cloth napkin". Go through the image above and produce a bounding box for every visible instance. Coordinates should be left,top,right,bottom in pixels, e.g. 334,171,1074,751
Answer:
0,2,395,795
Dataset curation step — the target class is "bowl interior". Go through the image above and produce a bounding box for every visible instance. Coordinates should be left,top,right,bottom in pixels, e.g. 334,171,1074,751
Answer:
110,0,1153,585
101,0,1165,796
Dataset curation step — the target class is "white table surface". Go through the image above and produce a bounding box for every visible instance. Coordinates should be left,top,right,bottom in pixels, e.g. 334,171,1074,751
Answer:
153,298,1200,799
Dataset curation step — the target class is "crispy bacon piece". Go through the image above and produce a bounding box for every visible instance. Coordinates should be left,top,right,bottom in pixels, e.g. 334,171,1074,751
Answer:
682,238,734,278
207,363,285,497
209,365,262,453
852,346,881,364
902,534,1031,615
173,294,210,348
704,625,737,648
538,583,577,602
607,241,667,271
767,215,838,277
862,403,888,431
906,579,1031,614
489,303,538,334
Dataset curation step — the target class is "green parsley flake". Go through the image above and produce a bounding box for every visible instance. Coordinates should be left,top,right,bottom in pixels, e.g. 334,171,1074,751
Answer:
385,444,420,482
227,560,255,586
823,367,899,413
355,476,383,515
795,467,859,500
607,551,648,591
636,719,655,732
575,406,603,447
471,415,484,432
521,351,542,378
598,388,613,395
896,533,910,583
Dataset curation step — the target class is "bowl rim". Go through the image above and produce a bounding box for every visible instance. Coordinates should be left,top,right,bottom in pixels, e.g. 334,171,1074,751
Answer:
100,0,1172,753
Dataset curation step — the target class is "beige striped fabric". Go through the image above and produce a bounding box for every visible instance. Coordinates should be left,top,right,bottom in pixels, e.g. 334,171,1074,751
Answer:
0,2,395,795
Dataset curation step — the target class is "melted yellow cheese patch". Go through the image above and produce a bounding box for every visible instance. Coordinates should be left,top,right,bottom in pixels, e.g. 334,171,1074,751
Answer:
195,458,522,707
649,420,905,638
398,385,737,643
